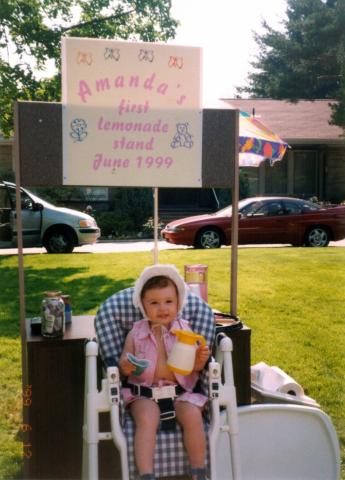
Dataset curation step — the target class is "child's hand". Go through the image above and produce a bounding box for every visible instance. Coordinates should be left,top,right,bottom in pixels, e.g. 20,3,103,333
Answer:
119,356,136,376
194,345,210,371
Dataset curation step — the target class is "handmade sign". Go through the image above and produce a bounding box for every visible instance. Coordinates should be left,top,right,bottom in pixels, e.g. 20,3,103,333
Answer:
62,37,202,187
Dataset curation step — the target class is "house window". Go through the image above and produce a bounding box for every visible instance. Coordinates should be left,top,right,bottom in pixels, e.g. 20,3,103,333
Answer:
293,150,318,197
264,156,288,194
241,167,259,196
83,187,109,201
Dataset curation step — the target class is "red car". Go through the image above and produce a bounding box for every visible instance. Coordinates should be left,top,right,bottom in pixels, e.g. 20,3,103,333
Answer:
161,197,345,248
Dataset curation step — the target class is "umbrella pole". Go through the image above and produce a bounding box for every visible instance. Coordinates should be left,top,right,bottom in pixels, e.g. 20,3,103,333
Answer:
230,113,240,317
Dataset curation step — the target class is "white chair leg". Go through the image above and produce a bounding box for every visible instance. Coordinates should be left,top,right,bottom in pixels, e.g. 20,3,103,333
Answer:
208,360,222,480
83,341,131,480
83,340,100,480
106,367,130,480
219,335,242,480
210,335,242,480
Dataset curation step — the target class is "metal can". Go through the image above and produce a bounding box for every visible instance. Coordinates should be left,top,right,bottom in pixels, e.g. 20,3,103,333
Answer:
41,291,65,338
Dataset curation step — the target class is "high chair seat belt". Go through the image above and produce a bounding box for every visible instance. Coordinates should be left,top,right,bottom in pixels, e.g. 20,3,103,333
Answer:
130,383,184,399
157,397,176,430
129,383,185,430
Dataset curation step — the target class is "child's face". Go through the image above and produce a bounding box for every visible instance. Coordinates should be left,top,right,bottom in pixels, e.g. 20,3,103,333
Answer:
142,284,178,327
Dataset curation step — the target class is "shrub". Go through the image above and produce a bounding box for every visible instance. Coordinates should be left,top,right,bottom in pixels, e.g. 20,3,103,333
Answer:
94,211,137,237
141,217,164,238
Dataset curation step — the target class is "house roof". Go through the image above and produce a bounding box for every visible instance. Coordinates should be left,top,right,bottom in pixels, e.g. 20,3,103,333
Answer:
222,99,345,145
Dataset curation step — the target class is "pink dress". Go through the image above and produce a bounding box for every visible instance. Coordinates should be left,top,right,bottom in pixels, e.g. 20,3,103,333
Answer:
122,318,208,408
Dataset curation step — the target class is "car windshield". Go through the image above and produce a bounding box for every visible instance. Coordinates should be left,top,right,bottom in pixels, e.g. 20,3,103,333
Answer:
6,185,56,209
214,197,321,217
21,187,56,208
214,198,259,217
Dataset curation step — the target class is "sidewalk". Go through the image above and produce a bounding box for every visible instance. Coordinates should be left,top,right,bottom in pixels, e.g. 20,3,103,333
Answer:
0,239,190,255
0,238,344,255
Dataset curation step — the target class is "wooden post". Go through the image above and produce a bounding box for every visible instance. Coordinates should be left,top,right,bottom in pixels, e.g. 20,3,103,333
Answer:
230,112,240,317
153,187,159,264
14,102,30,477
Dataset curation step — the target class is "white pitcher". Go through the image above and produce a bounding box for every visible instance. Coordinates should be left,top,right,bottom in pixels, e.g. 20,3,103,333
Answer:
167,329,206,375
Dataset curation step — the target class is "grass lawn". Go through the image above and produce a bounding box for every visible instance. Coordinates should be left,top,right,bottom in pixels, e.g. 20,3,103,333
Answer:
0,247,344,479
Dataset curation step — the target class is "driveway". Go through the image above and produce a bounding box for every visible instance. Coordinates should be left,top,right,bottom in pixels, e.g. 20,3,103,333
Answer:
0,238,344,255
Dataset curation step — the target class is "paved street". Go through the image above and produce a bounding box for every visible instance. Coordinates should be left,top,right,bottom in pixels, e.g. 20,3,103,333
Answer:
0,238,344,255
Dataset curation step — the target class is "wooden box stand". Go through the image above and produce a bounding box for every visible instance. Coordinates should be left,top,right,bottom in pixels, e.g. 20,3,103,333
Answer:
25,316,120,479
25,316,93,479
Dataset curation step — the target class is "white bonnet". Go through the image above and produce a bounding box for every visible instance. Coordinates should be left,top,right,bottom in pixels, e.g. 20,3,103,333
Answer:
133,264,186,318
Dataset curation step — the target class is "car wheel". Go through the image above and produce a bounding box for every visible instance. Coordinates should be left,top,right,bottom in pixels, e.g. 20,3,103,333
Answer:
304,226,330,247
195,228,222,249
43,229,75,253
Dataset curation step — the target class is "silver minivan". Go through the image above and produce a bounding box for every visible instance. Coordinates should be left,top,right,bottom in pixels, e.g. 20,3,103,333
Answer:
0,181,100,253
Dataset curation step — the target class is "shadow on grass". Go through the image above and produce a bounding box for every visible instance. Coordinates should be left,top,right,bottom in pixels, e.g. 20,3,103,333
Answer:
0,265,137,338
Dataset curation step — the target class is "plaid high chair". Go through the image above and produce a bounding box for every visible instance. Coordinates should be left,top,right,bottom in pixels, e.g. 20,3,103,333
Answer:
92,286,215,480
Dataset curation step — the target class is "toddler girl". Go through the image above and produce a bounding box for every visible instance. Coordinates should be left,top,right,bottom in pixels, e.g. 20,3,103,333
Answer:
119,264,210,480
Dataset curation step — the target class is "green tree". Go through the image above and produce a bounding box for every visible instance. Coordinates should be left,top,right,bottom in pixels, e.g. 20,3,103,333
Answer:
0,0,178,136
239,0,345,128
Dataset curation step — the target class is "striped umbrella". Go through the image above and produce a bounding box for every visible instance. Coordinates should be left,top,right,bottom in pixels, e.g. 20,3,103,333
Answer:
239,110,289,166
